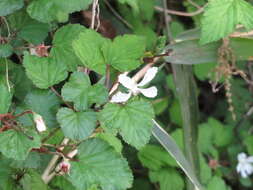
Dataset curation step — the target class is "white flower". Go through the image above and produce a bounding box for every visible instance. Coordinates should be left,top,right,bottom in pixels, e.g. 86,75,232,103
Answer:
236,152,253,178
33,113,47,132
111,67,158,103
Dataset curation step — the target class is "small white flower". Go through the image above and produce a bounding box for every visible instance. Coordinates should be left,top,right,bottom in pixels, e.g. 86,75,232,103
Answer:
111,67,158,103
33,113,47,132
236,152,253,178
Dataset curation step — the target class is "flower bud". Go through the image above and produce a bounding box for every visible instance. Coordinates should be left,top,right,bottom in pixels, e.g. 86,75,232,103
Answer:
33,113,47,132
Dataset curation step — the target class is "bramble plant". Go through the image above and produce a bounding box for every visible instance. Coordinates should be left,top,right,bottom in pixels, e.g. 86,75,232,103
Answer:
1,0,253,190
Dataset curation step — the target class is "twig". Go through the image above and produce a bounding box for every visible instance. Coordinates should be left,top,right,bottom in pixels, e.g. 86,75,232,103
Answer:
42,138,69,183
154,4,206,17
230,30,253,38
187,0,201,9
103,0,133,29
91,0,100,30
50,87,75,111
5,58,11,92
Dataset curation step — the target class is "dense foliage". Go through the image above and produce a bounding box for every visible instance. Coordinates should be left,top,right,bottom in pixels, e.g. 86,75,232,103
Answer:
1,0,253,190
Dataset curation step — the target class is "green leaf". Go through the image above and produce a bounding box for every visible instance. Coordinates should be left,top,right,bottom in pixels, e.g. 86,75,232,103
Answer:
20,170,47,190
194,62,217,81
207,176,228,190
96,133,123,153
152,120,203,190
99,98,154,149
102,35,146,72
57,108,97,140
149,168,185,190
200,0,253,44
23,52,68,89
24,89,61,128
0,129,41,160
0,44,13,58
27,0,92,23
0,158,15,190
209,118,233,147
0,0,23,16
72,30,108,74
51,176,76,190
50,24,87,71
61,72,108,111
12,152,41,169
138,145,178,170
69,138,133,190
244,136,253,155
18,21,49,45
117,0,139,14
199,155,212,184
137,0,154,21
0,75,13,114
165,39,219,65
7,9,50,45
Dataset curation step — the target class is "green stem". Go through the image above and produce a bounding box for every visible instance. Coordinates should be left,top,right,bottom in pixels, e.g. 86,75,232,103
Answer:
172,64,200,190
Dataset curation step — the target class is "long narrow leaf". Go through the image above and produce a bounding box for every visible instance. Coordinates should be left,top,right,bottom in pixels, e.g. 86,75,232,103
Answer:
152,120,204,190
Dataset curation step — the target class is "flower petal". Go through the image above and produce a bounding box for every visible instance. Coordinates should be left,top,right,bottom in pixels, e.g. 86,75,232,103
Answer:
138,67,158,87
247,156,253,163
110,91,132,103
238,152,247,162
118,74,136,90
139,86,157,98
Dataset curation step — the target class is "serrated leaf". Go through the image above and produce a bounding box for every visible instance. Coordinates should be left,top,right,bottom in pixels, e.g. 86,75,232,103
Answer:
23,52,68,89
96,133,123,153
24,89,61,128
73,30,108,74
69,138,133,190
57,108,97,140
0,44,13,58
7,9,49,45
50,24,87,71
102,35,145,71
18,21,49,45
61,72,108,111
0,158,15,190
20,170,47,190
0,129,41,160
0,0,23,16
51,176,76,190
149,168,185,190
27,0,92,23
138,145,178,170
200,0,253,44
99,98,154,149
0,75,13,114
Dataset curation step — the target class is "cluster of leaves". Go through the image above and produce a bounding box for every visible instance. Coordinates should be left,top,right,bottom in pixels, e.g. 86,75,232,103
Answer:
1,0,253,190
